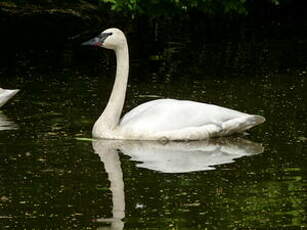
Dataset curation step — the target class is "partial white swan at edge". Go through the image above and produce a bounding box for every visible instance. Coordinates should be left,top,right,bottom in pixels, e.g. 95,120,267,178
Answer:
83,28,265,141
0,88,19,108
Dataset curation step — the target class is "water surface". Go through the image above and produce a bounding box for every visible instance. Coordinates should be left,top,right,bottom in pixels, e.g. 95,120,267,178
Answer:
0,40,306,229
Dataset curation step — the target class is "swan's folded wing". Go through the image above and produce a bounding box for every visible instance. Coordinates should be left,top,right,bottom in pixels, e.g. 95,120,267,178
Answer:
120,99,248,133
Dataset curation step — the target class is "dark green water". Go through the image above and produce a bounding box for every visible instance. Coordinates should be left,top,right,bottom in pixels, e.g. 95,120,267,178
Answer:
0,45,306,229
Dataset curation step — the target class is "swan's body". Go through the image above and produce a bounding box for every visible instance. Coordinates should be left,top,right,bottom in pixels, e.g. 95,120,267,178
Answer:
83,28,265,141
0,88,19,108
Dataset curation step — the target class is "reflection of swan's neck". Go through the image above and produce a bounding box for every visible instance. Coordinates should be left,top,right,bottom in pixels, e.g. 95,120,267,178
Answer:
94,141,125,229
105,152,125,220
100,45,129,129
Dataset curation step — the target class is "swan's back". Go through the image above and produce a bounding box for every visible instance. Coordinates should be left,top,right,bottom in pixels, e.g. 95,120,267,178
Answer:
120,99,255,133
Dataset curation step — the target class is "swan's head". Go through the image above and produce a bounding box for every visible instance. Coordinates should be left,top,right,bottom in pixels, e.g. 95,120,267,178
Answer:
82,28,126,50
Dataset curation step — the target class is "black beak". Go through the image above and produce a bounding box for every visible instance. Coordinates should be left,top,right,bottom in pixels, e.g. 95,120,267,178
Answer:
82,32,113,46
82,36,101,46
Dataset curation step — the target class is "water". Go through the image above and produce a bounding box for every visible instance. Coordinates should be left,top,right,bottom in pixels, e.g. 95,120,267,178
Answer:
0,40,306,229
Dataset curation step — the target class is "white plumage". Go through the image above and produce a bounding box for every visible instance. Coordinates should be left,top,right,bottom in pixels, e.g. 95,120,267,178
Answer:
0,88,19,108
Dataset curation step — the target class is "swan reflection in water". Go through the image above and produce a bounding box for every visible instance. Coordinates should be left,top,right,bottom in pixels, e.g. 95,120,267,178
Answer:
92,138,263,229
0,112,17,131
93,139,125,230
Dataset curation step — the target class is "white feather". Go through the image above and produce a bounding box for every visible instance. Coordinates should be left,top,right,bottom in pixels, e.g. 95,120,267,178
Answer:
0,88,19,108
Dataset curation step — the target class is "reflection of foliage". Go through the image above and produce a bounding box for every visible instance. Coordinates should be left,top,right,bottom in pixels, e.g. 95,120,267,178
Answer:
0,139,111,229
230,176,306,228
101,0,283,16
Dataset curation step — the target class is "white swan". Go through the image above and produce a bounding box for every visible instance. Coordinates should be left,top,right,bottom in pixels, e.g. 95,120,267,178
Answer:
0,88,19,108
83,28,265,140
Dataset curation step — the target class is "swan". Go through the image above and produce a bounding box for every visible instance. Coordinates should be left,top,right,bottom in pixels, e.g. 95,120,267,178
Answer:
0,88,19,108
83,28,265,140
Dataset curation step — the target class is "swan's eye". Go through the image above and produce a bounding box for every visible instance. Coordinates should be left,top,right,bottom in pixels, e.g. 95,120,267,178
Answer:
98,32,113,43
100,32,112,38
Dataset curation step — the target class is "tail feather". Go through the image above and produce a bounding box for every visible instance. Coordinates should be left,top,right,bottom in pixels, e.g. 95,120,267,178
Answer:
221,115,265,136
0,89,19,108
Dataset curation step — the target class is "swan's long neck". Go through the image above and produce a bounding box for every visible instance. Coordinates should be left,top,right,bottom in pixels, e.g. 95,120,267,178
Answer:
100,44,129,129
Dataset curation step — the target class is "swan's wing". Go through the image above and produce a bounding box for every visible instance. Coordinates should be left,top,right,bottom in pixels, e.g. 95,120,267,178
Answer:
120,99,253,133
